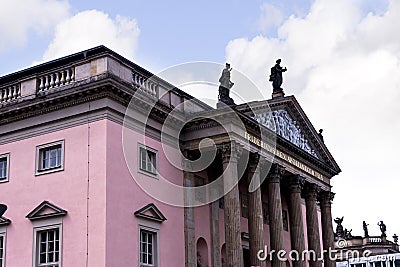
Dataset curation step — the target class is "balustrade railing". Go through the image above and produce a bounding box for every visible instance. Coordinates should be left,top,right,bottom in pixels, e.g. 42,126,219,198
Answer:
132,73,158,97
37,67,75,92
0,84,21,104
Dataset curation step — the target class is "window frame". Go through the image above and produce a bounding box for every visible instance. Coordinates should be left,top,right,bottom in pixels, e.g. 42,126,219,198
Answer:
138,144,158,177
0,230,6,267
0,153,10,183
138,225,159,267
32,223,62,267
35,140,65,176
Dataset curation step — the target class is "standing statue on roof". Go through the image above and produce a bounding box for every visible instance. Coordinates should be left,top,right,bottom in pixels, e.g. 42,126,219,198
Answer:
218,63,235,106
378,221,387,237
269,59,287,95
363,221,369,237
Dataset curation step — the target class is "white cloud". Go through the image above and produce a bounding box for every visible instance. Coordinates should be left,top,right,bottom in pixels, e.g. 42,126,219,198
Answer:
258,3,284,33
43,10,140,61
0,0,70,52
225,0,400,237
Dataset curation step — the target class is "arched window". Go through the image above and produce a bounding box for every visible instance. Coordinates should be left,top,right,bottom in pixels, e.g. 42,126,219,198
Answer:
196,237,209,267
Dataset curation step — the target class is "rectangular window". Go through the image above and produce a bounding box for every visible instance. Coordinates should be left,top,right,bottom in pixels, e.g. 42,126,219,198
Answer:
0,154,9,183
36,141,64,175
282,210,288,231
0,234,4,267
140,230,157,267
240,193,249,218
219,198,224,209
139,146,157,175
262,202,269,225
36,228,60,267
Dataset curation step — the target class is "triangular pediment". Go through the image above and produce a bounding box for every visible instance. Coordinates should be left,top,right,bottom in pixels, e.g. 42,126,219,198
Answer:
26,200,67,221
134,203,166,223
237,96,341,175
0,216,11,226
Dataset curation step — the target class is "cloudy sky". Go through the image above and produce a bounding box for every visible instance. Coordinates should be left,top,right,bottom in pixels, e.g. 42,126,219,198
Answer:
1,0,399,239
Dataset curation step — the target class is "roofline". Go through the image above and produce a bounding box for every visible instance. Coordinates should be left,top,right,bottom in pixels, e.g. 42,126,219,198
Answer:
0,45,212,110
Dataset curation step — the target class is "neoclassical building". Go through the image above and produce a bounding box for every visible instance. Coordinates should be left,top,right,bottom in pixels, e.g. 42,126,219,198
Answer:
0,46,340,267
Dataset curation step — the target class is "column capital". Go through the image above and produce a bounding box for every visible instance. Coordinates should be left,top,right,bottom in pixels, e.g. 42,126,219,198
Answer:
319,191,335,206
303,183,321,201
248,153,266,173
182,149,197,172
267,163,285,183
287,174,305,193
218,141,242,163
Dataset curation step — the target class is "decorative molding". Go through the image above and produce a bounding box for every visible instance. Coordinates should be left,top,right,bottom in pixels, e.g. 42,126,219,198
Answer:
26,200,67,221
253,109,318,158
134,203,167,223
268,163,285,183
0,216,11,226
218,141,242,163
319,191,335,205
287,174,305,193
303,183,321,201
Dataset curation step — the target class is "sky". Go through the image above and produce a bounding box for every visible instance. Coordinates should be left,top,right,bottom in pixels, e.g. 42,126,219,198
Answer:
1,0,399,240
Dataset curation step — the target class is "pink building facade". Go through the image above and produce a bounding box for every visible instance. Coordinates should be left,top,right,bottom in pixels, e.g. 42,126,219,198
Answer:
0,46,341,267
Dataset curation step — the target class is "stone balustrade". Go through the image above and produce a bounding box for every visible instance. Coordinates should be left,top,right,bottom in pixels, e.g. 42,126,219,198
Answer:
132,73,158,97
0,84,21,104
0,55,209,113
37,67,75,92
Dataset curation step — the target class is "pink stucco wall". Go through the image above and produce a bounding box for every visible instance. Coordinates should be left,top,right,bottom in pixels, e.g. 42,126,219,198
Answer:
105,120,185,266
0,120,107,266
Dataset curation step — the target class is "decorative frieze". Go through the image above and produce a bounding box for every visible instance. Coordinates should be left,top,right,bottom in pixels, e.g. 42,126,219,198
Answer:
253,109,318,158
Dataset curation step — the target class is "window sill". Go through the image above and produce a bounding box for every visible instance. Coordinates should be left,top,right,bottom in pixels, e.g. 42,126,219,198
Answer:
138,168,158,179
35,166,64,176
0,178,9,184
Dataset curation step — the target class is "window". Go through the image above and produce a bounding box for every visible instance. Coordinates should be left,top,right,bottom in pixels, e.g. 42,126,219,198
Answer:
282,210,288,231
36,141,64,175
35,227,60,267
0,154,9,183
240,193,249,218
219,198,224,209
0,234,5,267
262,202,269,225
139,146,157,175
140,230,157,267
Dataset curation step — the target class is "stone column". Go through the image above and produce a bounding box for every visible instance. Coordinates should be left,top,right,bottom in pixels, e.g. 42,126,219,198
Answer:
183,154,196,267
210,199,221,267
287,175,306,267
221,141,243,267
303,183,322,267
267,163,286,267
247,154,266,267
319,191,336,267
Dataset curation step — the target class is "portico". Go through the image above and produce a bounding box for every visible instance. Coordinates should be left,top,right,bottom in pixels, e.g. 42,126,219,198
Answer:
182,96,341,267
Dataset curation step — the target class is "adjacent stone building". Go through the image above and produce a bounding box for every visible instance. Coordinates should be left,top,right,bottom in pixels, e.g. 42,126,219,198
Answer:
0,46,341,267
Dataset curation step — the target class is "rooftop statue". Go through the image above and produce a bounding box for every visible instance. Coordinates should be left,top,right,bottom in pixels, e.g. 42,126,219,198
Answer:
378,221,387,237
363,221,369,237
334,216,344,238
218,63,235,106
269,59,287,95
